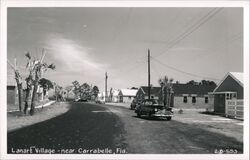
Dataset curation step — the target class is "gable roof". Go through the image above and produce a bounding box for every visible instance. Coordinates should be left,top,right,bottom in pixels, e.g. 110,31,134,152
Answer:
140,86,161,95
112,90,121,96
173,83,216,95
213,72,243,92
139,84,216,96
229,72,243,86
120,89,138,96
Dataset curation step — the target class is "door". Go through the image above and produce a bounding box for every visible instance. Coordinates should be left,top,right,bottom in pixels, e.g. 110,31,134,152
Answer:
216,94,225,113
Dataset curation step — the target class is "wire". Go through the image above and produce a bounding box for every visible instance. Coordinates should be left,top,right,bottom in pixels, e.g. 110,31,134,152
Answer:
151,56,220,81
154,8,223,58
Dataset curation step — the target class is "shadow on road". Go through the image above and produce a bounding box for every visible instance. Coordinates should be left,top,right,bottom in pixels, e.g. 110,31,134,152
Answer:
8,102,126,154
131,115,170,121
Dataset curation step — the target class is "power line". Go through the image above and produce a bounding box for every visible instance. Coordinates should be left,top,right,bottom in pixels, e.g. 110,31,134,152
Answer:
151,56,220,81
154,8,223,58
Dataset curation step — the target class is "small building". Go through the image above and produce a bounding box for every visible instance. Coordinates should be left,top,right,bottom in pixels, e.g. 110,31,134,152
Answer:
7,76,18,105
98,91,110,102
136,84,215,109
119,89,138,103
172,83,216,109
212,72,243,114
110,90,122,103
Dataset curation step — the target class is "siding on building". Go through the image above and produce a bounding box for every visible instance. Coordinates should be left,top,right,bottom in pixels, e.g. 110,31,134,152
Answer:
174,96,214,109
172,83,216,108
119,89,138,103
7,86,17,105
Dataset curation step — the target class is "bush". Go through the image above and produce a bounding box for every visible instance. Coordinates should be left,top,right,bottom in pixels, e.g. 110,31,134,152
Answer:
178,109,183,114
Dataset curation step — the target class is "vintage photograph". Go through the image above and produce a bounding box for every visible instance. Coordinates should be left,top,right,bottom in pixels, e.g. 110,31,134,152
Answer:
1,1,249,159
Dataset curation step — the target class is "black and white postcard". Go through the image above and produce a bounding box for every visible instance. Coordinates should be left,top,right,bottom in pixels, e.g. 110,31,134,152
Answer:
0,0,249,160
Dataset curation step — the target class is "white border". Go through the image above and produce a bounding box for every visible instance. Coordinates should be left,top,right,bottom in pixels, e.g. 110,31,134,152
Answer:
0,1,249,160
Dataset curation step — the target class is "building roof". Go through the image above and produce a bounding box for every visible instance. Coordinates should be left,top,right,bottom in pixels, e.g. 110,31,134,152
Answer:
139,84,216,96
140,86,161,95
120,89,138,97
172,83,216,95
112,90,121,96
213,72,243,92
229,72,243,86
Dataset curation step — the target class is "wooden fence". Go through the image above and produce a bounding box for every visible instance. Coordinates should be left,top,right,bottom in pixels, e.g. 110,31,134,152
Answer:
225,99,244,120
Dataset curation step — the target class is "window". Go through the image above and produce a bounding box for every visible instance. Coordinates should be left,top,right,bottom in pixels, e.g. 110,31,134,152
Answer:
226,93,237,100
192,97,196,103
183,96,188,103
205,97,208,103
226,93,231,100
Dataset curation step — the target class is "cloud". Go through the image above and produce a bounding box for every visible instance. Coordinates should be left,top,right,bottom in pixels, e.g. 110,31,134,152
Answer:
45,34,106,74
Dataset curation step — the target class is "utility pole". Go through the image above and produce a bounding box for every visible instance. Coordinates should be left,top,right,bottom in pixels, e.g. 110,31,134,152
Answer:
148,49,151,100
105,72,108,102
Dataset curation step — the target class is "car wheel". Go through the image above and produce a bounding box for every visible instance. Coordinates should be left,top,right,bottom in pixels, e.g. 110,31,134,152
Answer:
137,112,141,118
147,113,151,118
166,117,172,121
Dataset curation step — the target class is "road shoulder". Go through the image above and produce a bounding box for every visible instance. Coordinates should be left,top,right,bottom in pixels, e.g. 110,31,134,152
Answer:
7,102,70,132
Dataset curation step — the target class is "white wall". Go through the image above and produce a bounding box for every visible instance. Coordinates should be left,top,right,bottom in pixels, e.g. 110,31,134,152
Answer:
174,96,214,110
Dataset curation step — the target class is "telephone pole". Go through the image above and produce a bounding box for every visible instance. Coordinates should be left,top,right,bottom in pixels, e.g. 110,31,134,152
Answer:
148,49,151,100
105,72,108,102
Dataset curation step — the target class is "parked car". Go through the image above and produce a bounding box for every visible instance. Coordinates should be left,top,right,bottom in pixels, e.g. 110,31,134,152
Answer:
75,97,88,102
96,100,105,104
130,99,142,110
78,98,88,102
135,99,173,120
130,99,137,110
74,97,80,102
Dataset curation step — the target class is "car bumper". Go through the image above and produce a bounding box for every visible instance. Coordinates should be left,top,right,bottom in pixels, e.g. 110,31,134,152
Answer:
151,114,173,117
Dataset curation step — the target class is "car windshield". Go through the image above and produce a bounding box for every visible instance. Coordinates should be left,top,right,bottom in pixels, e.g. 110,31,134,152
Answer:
144,100,159,105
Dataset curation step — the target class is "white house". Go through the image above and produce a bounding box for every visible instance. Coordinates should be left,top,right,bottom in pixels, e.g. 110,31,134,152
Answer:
119,89,138,103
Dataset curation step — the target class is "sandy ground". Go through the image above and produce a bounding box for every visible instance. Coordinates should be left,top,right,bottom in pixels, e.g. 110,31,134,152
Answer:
107,102,243,143
7,102,70,132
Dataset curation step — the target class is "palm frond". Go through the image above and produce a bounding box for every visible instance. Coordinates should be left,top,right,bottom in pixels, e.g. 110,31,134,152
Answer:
25,52,31,60
48,63,56,70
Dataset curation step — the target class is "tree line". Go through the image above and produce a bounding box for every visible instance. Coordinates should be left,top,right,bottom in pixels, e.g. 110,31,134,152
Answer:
71,80,99,101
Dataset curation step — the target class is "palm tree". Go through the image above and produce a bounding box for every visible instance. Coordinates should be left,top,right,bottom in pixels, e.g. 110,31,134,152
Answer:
158,76,174,108
26,50,56,115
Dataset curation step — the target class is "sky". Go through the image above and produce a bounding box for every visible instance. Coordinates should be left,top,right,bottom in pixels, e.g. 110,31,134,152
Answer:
7,7,243,92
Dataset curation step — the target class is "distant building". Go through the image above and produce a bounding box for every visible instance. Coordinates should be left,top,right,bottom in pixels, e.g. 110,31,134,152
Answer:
212,72,243,114
98,91,110,102
110,90,121,103
119,89,138,103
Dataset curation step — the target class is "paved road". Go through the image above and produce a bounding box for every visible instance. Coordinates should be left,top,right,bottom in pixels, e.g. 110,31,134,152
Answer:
8,102,243,154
